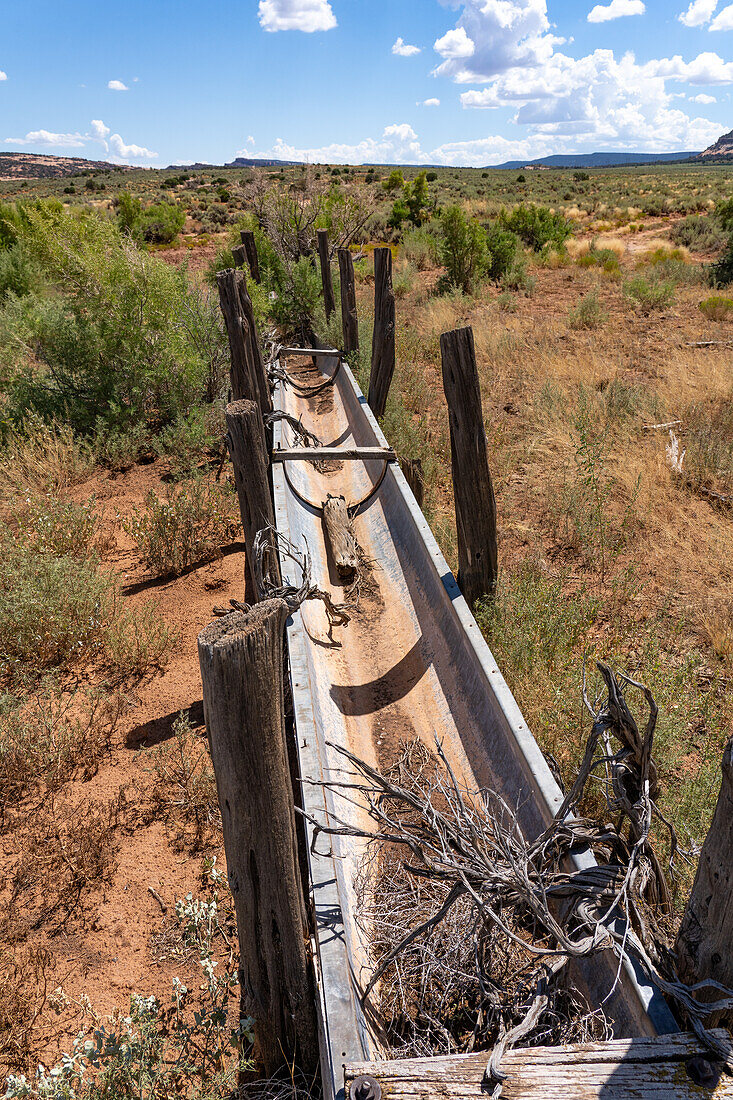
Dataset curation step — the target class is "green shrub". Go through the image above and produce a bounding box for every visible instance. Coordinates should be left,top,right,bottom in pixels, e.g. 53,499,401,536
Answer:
699,294,733,321
438,205,488,294
500,204,572,252
483,223,520,281
271,255,324,340
709,241,733,287
671,214,727,253
622,275,675,313
0,243,43,299
13,493,100,560
116,192,185,246
568,291,607,330
124,478,236,578
6,204,216,431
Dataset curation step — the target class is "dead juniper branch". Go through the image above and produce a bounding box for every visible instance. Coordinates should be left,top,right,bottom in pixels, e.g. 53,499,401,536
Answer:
264,411,322,450
253,526,350,634
302,664,733,1092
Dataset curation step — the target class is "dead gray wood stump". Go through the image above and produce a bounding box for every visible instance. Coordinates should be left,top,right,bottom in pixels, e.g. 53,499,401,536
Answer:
317,229,336,321
217,268,271,417
241,229,261,284
338,247,359,353
676,736,733,1026
368,246,396,420
226,400,281,600
440,326,498,606
198,602,319,1076
322,494,358,576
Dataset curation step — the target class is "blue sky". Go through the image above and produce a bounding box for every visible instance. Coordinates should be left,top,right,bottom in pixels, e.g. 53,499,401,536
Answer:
1,0,732,167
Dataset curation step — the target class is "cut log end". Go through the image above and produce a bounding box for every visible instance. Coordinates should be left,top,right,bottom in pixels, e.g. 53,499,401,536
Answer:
322,494,359,577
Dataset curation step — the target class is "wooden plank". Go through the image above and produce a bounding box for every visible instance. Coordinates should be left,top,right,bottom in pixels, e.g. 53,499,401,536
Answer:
338,247,359,353
440,325,498,606
677,737,733,1027
368,246,396,420
198,602,319,1076
345,1031,733,1100
323,494,358,575
318,229,336,321
272,446,396,463
241,229,261,283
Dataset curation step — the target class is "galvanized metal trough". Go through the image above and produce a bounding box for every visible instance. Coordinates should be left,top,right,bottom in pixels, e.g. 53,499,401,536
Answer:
270,352,677,1100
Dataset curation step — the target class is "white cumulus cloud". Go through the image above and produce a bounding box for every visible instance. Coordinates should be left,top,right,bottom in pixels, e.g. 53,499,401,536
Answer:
250,122,426,165
691,91,717,100
710,3,733,28
679,0,719,25
433,1,562,83
392,37,421,56
4,129,87,148
109,133,156,159
420,98,441,107
587,0,645,23
0,71,7,81
644,51,733,82
258,0,336,32
107,79,129,91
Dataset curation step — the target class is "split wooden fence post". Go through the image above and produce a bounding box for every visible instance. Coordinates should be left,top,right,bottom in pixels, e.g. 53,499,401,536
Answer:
226,400,281,599
232,244,247,270
217,268,271,417
317,229,336,322
440,326,498,606
241,229,261,284
338,247,359,353
368,246,396,419
676,736,733,1027
198,602,319,1076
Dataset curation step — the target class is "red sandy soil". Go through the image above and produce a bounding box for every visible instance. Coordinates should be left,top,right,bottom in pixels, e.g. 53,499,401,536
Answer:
1,459,243,1063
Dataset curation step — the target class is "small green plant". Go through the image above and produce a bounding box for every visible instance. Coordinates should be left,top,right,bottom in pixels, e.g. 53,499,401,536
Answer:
401,226,439,271
13,494,100,560
124,478,236,578
671,214,727,253
622,275,675,313
483,222,520,282
698,294,733,321
500,204,572,252
438,205,488,294
567,291,607,330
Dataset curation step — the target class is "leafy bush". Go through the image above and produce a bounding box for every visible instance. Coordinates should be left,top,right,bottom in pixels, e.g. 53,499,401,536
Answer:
439,205,488,294
116,191,186,246
709,241,733,287
0,243,42,299
622,275,675,313
5,204,217,431
699,294,733,321
13,493,100,560
568,291,607,330
671,214,727,253
271,255,324,340
124,478,236,578
483,222,520,281
389,171,431,230
500,204,572,252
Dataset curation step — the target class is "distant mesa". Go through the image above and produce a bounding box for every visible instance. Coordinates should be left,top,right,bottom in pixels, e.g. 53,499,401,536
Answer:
492,150,700,170
0,151,135,180
697,129,733,161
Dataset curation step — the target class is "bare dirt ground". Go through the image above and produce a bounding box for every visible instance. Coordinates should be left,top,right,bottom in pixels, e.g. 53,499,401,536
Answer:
0,460,243,1063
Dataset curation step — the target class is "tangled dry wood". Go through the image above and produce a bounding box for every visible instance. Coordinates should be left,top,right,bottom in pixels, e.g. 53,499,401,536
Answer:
302,662,733,1096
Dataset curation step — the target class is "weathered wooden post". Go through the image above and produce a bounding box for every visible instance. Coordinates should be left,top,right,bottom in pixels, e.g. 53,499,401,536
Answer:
322,494,358,576
232,243,247,270
241,229,261,284
317,229,336,321
401,457,424,509
216,269,271,417
676,736,733,1026
226,399,281,599
198,602,319,1076
368,247,396,420
440,326,498,606
338,247,359,353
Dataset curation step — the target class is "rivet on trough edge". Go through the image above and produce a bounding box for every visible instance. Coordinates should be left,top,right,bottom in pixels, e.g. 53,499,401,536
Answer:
351,1075,382,1100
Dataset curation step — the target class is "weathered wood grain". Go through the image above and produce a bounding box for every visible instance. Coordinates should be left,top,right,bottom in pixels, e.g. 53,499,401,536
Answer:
677,737,733,1027
368,246,396,419
401,456,425,508
345,1030,733,1099
241,229,261,283
232,243,247,269
217,268,271,416
318,229,336,321
440,326,498,605
323,494,358,575
198,603,318,1076
338,247,359,353
226,399,281,599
